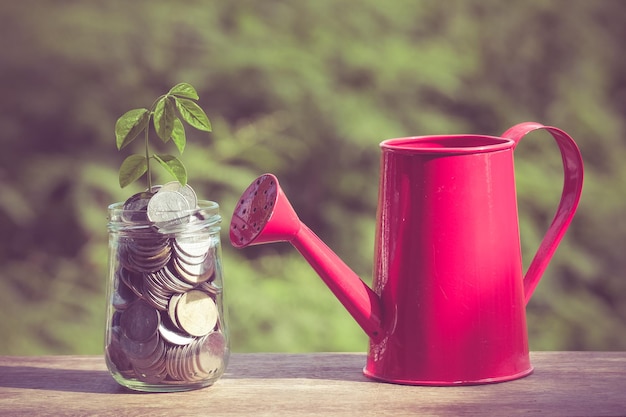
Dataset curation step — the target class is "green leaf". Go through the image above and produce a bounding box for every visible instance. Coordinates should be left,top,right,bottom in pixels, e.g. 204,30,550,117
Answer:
171,118,186,154
115,108,150,150
168,82,199,100
153,97,177,142
154,154,187,185
115,83,210,190
175,98,212,132
118,154,148,188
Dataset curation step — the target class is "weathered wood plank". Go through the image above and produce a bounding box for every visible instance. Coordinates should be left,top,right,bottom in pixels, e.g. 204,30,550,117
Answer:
0,352,624,416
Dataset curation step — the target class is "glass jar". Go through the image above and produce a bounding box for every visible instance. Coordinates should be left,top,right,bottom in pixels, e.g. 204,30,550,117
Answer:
105,199,229,392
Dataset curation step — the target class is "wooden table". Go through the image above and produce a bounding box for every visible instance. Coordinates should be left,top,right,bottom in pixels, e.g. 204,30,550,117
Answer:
0,352,625,416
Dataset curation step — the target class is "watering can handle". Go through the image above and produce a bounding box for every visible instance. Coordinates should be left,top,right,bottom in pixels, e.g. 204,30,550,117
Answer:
501,122,584,304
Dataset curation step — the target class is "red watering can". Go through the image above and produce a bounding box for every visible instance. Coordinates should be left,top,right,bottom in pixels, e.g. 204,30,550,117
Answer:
230,122,584,385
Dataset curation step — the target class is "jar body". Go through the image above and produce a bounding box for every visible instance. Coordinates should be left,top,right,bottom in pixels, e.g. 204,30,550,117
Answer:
105,200,229,392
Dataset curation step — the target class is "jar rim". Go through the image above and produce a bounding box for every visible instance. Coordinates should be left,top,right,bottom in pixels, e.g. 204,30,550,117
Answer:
108,200,219,217
107,200,221,234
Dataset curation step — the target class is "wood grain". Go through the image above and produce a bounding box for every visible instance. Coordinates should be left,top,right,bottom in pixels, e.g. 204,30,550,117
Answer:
0,352,625,416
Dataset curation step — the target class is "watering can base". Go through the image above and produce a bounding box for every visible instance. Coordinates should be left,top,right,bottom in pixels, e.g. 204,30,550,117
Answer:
362,366,534,386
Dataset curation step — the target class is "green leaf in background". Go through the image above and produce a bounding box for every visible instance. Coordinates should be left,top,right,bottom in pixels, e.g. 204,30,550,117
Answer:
171,118,186,154
154,154,187,185
6,1,626,357
115,108,150,150
168,82,199,100
175,98,212,132
153,97,177,142
118,154,148,188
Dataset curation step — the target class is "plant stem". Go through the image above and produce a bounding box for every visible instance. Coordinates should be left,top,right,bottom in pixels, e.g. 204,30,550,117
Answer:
145,122,152,192
145,95,166,193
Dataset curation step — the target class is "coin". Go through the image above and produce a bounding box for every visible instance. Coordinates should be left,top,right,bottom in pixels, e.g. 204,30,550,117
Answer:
126,251,171,273
132,336,168,383
165,338,208,383
122,191,155,222
124,235,171,272
165,344,186,381
174,290,218,337
167,293,184,331
112,277,137,310
161,181,198,209
172,255,215,285
158,321,195,346
147,190,191,225
119,267,145,299
196,331,227,377
130,334,166,368
159,263,196,293
120,300,161,342
111,310,123,328
128,239,170,258
142,280,171,311
172,235,214,265
120,330,160,361
197,280,221,297
107,326,134,378
120,241,171,274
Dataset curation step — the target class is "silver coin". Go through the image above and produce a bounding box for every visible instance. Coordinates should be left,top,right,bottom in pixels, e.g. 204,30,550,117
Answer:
196,331,227,377
119,268,145,299
142,284,170,311
197,281,221,297
173,236,213,264
161,181,198,209
168,293,184,331
120,331,160,361
186,341,205,382
144,270,174,296
112,277,137,310
175,290,218,337
131,334,166,369
122,191,155,222
165,343,193,382
172,255,215,285
159,264,195,293
107,326,134,377
127,251,171,273
147,190,191,224
120,238,171,274
128,238,170,257
133,341,168,383
120,300,161,342
165,344,183,381
158,321,195,346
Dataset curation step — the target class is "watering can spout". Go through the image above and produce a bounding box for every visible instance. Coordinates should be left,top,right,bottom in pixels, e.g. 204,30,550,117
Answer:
230,173,383,339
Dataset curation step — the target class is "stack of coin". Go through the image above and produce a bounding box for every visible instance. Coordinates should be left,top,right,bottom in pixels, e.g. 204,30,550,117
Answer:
119,236,171,273
106,182,228,386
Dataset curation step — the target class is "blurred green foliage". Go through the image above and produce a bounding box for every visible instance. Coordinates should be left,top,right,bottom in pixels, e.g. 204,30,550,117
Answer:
1,0,625,354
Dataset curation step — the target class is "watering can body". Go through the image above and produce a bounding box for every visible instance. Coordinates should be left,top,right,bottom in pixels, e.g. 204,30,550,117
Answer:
367,135,529,384
230,122,584,385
